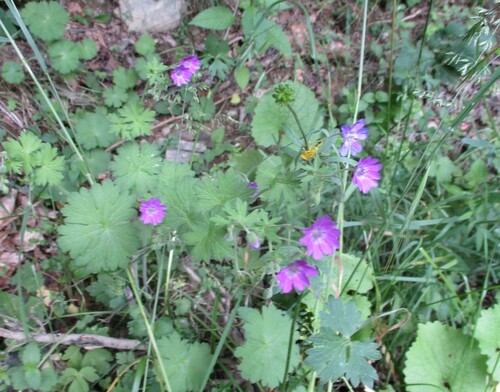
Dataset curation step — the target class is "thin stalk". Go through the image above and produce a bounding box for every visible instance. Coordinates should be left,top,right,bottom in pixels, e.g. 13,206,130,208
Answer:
352,0,369,123
285,103,309,149
386,0,398,129
281,293,303,392
164,235,176,313
126,268,172,392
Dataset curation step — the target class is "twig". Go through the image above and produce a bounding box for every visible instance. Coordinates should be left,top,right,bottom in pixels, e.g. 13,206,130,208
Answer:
0,328,146,351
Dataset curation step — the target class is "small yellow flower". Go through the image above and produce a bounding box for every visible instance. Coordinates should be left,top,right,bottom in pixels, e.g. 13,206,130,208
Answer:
300,141,323,161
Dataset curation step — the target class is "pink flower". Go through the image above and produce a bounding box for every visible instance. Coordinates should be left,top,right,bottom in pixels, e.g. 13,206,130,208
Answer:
180,55,200,74
339,119,368,157
139,198,167,226
352,156,382,194
276,260,318,294
247,182,259,198
171,65,191,86
299,216,341,260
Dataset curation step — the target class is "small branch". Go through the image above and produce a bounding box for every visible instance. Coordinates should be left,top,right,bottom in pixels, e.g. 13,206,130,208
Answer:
0,328,146,351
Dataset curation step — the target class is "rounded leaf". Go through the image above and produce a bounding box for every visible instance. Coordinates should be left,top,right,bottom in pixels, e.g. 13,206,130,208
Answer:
57,180,140,274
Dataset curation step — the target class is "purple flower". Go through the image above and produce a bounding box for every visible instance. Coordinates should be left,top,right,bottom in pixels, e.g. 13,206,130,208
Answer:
247,232,261,249
180,55,200,74
276,260,318,294
139,198,167,226
352,156,382,193
339,119,369,157
248,182,259,198
171,65,191,87
299,216,341,260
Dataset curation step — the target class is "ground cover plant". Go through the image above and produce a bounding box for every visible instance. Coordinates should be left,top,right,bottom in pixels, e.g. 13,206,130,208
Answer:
0,0,499,391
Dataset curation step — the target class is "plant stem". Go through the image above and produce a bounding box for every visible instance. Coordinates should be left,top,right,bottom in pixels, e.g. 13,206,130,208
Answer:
353,0,369,123
126,268,172,392
286,103,309,150
281,292,303,392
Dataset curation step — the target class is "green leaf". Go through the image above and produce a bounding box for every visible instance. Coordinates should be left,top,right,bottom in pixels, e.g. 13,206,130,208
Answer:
184,221,233,262
234,66,250,90
305,297,381,388
78,38,98,60
241,8,291,57
252,82,322,147
82,349,112,374
81,149,111,178
235,304,300,388
474,304,500,381
3,131,42,175
189,96,216,122
135,33,156,56
110,141,162,197
24,364,42,389
195,169,253,212
86,273,127,309
103,86,128,108
157,332,212,392
404,322,488,391
74,111,116,149
2,61,25,84
429,156,460,184
190,6,235,30
328,254,374,294
21,1,68,42
113,67,138,90
108,98,156,139
22,342,41,365
205,34,230,57
158,177,200,230
464,159,488,188
57,180,140,274
48,40,81,74
33,143,64,186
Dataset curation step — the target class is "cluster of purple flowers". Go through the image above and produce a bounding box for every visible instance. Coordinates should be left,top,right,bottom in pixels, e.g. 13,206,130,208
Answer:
276,120,383,294
276,215,341,294
171,55,201,87
340,119,382,194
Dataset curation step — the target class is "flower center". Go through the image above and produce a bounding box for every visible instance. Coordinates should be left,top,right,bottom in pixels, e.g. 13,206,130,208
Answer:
312,229,322,240
356,167,367,177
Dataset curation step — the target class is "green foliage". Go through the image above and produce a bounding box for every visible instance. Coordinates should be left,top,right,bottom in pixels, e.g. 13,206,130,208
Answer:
474,304,500,382
9,343,57,392
2,61,25,84
48,40,81,74
21,1,68,42
190,6,235,30
135,33,156,56
252,82,322,147
74,111,117,149
184,221,233,262
241,6,292,59
189,96,216,122
404,322,488,391
103,86,128,108
305,297,381,388
196,169,253,212
108,97,156,139
110,141,162,197
59,367,99,392
235,304,300,388
86,273,127,309
157,332,212,392
429,155,461,184
203,34,234,80
3,131,64,186
78,38,98,60
113,67,138,90
57,180,140,274
234,66,250,90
